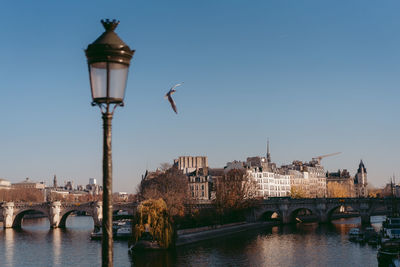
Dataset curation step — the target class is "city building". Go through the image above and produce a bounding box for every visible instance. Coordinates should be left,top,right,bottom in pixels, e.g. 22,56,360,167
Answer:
224,160,246,172
280,160,327,198
174,156,213,202
186,167,213,201
64,181,74,191
174,156,208,174
246,140,277,172
0,178,11,189
53,174,58,188
12,177,46,189
247,166,291,198
326,169,355,198
354,160,368,197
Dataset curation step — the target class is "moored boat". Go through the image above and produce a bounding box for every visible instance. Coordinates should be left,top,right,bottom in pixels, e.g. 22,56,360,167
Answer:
377,240,400,266
129,232,163,251
90,228,102,240
348,228,362,241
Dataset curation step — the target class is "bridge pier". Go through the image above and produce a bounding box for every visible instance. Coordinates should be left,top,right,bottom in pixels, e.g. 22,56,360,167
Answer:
360,201,371,225
360,213,371,225
317,201,329,224
279,203,290,224
93,201,103,229
2,202,14,228
49,201,61,228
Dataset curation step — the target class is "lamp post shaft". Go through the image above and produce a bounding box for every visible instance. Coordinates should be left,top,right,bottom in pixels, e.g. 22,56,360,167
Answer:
102,112,113,267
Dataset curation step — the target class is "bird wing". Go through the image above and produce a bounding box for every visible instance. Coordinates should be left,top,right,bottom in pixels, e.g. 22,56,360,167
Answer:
171,82,184,91
168,95,178,114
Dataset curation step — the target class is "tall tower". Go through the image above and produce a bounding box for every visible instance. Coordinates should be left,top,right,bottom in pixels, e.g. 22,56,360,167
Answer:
354,160,368,197
53,174,58,188
266,138,271,163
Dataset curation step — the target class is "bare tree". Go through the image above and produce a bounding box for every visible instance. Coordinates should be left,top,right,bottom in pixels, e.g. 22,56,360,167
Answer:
327,182,352,198
290,185,308,199
0,188,44,202
214,169,258,213
138,166,189,218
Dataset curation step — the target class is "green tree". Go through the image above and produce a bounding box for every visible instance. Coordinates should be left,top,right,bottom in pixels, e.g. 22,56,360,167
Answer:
132,198,174,248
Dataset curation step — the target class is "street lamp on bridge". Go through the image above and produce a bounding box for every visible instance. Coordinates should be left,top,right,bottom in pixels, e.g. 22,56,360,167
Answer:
85,19,134,267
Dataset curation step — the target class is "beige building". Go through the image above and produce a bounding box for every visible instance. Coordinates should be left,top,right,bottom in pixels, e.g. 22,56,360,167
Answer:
174,156,208,174
188,172,210,201
326,169,355,198
281,160,327,198
0,178,11,189
12,177,46,189
175,156,212,201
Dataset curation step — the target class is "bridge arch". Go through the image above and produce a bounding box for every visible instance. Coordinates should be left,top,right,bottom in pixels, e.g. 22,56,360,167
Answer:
59,208,94,228
288,207,318,224
12,208,50,228
259,210,282,222
326,204,360,222
58,209,96,228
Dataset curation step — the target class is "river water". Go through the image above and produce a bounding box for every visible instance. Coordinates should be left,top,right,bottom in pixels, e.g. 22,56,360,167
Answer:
0,216,384,267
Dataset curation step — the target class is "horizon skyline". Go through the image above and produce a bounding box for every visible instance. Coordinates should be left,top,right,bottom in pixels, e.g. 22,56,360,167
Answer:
1,1,399,192
3,144,384,191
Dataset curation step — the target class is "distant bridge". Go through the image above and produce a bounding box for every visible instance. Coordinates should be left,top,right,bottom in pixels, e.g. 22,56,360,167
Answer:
190,198,399,225
0,198,397,229
249,198,398,224
0,201,136,229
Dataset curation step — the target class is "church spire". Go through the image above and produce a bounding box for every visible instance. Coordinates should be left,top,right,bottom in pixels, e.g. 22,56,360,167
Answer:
267,138,271,163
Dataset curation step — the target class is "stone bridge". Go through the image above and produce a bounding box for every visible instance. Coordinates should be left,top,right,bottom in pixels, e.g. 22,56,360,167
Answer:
249,198,398,224
0,201,136,229
1,198,397,229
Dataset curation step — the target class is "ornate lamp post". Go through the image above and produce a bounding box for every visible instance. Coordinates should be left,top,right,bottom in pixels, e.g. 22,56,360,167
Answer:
85,19,134,267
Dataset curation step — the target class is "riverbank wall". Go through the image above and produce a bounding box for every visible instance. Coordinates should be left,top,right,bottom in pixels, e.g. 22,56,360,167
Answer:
175,221,278,246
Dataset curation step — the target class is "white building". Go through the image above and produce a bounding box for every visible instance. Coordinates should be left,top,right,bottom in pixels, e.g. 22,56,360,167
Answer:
0,178,11,189
248,167,291,198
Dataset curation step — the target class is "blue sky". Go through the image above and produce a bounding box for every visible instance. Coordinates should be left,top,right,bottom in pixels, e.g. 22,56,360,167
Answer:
0,1,399,192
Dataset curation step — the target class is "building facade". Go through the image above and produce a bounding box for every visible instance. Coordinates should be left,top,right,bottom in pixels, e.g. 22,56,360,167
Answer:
174,156,208,174
12,177,46,189
188,171,211,201
0,178,11,189
326,169,355,198
281,160,327,198
354,160,368,197
248,167,291,198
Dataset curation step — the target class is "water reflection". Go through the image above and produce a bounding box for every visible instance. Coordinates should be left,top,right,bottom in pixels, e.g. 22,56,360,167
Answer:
129,250,176,267
51,229,62,266
0,216,387,267
4,228,14,267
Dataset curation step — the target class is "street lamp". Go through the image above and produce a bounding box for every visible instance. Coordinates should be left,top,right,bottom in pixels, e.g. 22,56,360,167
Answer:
85,19,134,267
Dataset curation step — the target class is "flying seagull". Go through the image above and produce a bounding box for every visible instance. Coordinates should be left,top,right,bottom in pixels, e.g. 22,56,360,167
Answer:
164,83,183,114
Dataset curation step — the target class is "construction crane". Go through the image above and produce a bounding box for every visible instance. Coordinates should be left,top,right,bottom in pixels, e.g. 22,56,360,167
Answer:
312,152,341,165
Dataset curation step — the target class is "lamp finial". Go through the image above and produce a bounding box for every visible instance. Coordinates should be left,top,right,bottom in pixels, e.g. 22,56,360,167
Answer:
101,19,120,31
